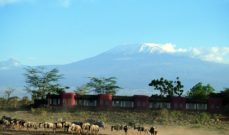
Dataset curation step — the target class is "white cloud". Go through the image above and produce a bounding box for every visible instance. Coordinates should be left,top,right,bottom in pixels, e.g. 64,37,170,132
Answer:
140,43,187,53
140,42,229,64
189,47,229,63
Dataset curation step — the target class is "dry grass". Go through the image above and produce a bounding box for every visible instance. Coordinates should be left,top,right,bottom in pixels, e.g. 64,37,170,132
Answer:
0,110,228,135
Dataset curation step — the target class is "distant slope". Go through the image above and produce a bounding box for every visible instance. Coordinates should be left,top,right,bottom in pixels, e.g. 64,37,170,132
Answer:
1,44,229,96
58,44,229,95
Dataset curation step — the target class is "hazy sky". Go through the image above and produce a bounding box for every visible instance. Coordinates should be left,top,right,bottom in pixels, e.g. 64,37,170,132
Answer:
0,0,229,65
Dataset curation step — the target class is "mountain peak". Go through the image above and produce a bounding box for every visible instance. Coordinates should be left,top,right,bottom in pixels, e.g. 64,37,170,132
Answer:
105,42,187,56
0,58,22,70
139,43,187,54
105,43,229,64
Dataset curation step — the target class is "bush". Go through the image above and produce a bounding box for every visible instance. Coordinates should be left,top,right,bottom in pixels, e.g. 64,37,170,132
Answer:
194,112,211,125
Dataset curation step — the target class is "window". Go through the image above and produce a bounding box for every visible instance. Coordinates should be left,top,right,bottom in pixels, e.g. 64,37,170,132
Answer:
186,103,196,110
53,99,57,105
197,104,207,110
48,99,52,105
57,99,60,105
174,103,178,109
105,101,110,106
100,100,104,105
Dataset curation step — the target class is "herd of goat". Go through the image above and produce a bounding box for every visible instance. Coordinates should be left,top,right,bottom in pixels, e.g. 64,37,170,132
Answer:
0,116,158,135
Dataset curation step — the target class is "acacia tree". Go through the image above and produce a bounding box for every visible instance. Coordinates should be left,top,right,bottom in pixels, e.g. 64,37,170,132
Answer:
0,88,15,108
188,82,214,99
221,88,229,96
8,96,19,108
19,96,31,107
173,77,184,96
75,85,90,95
148,77,184,97
24,66,64,100
86,77,121,95
4,88,15,102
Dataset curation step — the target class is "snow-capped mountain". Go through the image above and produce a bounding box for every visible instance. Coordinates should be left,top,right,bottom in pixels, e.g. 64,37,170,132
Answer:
59,43,229,95
0,58,22,70
0,43,229,97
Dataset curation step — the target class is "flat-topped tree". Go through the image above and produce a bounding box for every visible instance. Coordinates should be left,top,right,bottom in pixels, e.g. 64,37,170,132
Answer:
24,66,64,100
75,84,90,95
86,77,121,95
149,77,184,97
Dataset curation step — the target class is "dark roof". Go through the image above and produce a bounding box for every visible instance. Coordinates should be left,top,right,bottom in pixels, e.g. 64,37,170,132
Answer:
46,94,61,98
77,95,98,100
112,96,134,101
186,98,207,103
149,96,170,102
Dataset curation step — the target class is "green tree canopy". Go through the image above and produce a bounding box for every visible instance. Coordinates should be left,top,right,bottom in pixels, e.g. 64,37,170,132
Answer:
24,66,65,100
75,84,90,95
221,88,229,97
149,77,184,97
86,77,121,95
4,88,15,102
188,82,215,99
19,96,31,106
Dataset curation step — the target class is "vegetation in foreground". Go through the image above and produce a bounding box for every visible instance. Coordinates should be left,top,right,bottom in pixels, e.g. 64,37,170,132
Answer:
0,109,229,135
0,109,228,129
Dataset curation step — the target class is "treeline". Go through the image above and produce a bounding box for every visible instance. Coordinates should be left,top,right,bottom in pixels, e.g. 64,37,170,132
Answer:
0,88,31,109
1,66,229,109
149,77,229,100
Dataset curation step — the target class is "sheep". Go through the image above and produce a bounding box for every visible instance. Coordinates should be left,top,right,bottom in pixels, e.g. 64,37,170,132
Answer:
111,124,123,131
23,121,38,131
2,119,11,130
63,121,72,132
3,119,11,126
44,122,57,133
123,125,128,135
68,124,82,135
135,126,149,135
149,127,158,135
82,122,90,134
54,122,63,129
90,124,99,135
18,119,26,129
44,122,54,129
95,121,105,129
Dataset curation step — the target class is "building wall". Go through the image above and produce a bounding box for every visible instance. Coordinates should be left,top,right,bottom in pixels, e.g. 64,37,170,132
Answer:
208,97,222,113
46,93,225,113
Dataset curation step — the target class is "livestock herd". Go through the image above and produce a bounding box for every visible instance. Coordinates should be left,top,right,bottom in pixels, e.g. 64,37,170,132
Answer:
111,123,158,135
0,116,158,135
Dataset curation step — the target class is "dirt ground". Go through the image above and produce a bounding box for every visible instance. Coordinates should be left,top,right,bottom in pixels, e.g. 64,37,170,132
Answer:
1,125,228,135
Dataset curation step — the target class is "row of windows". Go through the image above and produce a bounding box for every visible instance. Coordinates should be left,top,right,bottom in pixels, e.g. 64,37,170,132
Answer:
47,98,220,110
150,102,208,110
112,101,134,108
186,103,207,110
150,102,171,109
77,100,97,107
48,98,61,105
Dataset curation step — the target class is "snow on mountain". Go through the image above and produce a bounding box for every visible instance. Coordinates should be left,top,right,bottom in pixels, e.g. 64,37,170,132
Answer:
106,43,229,64
59,43,229,95
0,43,229,96
139,43,187,54
0,58,22,70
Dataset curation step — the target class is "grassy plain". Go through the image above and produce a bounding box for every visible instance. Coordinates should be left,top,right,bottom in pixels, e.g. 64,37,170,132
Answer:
0,109,228,135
